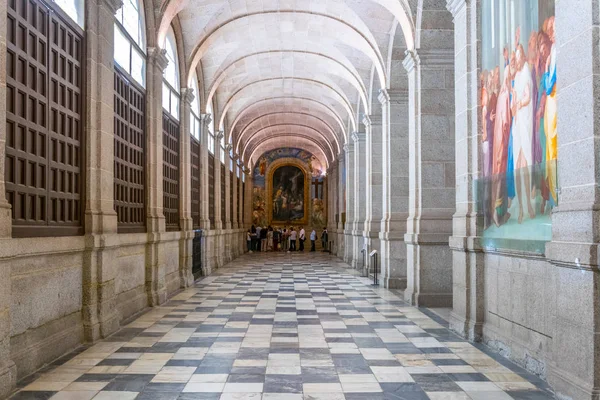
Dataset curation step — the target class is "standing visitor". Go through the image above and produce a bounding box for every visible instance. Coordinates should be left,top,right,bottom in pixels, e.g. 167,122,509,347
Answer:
247,230,252,253
260,226,268,252
255,226,262,252
310,229,317,252
282,228,288,252
274,228,280,251
321,227,328,252
251,225,258,252
289,227,297,252
267,226,274,251
299,227,306,252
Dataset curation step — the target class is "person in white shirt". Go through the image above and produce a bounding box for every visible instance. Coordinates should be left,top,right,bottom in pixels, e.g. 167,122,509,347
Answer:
289,227,297,251
299,227,306,251
310,229,317,252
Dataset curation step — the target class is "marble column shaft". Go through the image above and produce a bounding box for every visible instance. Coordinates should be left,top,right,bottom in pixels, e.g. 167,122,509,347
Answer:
145,47,169,306
403,49,456,307
337,153,346,258
352,131,367,269
363,114,383,271
379,89,410,289
81,0,122,343
343,144,355,263
178,88,194,288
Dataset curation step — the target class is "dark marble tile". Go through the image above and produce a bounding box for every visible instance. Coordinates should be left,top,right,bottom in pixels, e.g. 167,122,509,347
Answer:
165,360,204,367
445,373,490,382
97,358,135,366
263,375,303,393
10,392,57,400
227,374,265,383
138,392,180,400
103,374,154,392
177,393,221,399
230,367,266,375
506,391,556,400
143,383,186,392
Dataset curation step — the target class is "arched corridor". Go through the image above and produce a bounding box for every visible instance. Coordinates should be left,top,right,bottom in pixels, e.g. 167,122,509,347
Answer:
11,253,553,400
0,0,599,399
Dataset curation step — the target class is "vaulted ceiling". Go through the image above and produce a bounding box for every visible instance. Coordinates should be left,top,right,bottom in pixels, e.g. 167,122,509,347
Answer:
154,0,423,169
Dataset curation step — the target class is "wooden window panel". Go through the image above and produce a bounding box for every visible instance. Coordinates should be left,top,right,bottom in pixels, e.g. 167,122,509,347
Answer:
229,170,233,224
191,136,201,229
220,164,225,225
5,0,84,237
114,68,146,233
237,177,241,225
162,112,180,231
208,153,215,229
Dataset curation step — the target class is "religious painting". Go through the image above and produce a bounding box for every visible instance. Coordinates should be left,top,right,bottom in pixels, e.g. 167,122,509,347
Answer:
271,165,306,222
478,0,556,253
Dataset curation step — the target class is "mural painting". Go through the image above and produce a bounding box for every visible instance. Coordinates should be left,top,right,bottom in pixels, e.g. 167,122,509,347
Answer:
478,0,556,253
272,165,306,222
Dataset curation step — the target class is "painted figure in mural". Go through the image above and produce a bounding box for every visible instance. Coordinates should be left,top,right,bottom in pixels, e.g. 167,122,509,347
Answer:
512,43,536,223
259,157,267,176
492,64,513,227
544,16,558,206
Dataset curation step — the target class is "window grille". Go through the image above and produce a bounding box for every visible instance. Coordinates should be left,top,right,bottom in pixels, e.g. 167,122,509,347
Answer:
208,153,215,229
162,112,180,231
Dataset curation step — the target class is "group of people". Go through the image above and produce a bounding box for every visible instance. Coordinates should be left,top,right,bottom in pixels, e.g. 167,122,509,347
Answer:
481,16,557,229
247,226,329,253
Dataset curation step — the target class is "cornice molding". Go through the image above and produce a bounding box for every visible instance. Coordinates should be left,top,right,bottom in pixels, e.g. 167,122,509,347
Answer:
147,48,169,72
100,0,123,15
181,88,195,106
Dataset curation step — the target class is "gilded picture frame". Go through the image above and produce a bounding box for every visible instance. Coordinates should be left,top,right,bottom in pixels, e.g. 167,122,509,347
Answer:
266,158,310,226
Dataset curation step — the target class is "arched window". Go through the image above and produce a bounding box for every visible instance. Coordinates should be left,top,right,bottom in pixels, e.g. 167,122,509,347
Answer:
207,101,215,154
114,0,146,86
190,71,201,140
162,26,180,119
55,0,85,27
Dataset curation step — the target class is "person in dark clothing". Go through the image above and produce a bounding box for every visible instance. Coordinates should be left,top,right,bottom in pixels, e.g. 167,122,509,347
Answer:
251,225,257,252
260,226,268,252
321,228,329,252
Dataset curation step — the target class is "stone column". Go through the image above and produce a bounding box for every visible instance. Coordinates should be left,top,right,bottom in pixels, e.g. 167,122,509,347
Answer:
380,89,410,289
337,152,346,258
403,48,456,307
214,132,224,266
81,0,122,343
223,144,232,262
351,131,367,269
178,88,194,288
0,0,17,396
145,47,169,305
363,115,383,272
231,154,239,256
544,1,600,398
327,163,338,251
237,162,245,252
446,0,485,341
199,114,212,230
343,143,355,263
244,168,253,227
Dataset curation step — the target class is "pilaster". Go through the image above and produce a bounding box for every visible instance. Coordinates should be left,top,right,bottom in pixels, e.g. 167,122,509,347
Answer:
351,131,367,269
244,168,253,227
199,114,212,230
362,113,383,272
214,131,224,267
543,1,600,398
379,88,410,289
445,0,485,341
343,143,355,263
145,47,169,306
0,0,16,396
178,88,195,288
80,0,123,344
231,154,239,256
403,46,456,307
337,152,346,258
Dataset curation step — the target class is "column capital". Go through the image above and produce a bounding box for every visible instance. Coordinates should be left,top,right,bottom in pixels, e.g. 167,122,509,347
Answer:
147,47,169,72
446,0,466,17
351,131,366,143
201,113,212,127
216,131,224,141
403,50,420,73
244,167,251,175
181,88,195,106
233,154,239,161
378,89,390,105
362,114,382,127
100,0,123,14
343,143,353,154
225,143,233,152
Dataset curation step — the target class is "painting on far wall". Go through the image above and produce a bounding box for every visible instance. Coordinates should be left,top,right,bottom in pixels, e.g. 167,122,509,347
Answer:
272,165,306,222
479,0,556,253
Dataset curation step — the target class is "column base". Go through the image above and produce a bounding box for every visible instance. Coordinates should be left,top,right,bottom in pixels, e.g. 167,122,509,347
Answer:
449,311,483,342
0,360,17,400
381,276,406,289
404,290,453,307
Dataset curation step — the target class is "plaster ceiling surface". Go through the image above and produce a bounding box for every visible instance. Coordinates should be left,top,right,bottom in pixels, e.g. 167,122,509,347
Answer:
158,0,418,168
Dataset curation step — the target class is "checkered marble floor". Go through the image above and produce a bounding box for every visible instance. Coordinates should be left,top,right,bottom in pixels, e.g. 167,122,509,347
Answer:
12,253,554,400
